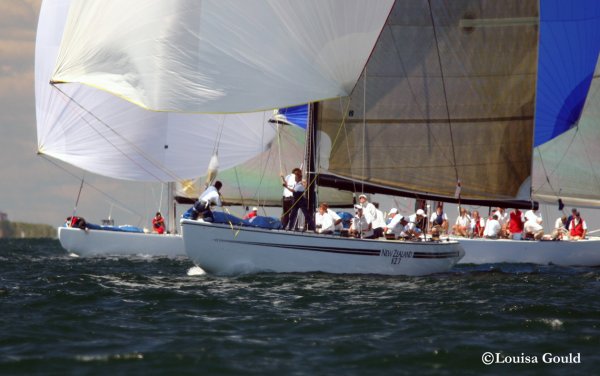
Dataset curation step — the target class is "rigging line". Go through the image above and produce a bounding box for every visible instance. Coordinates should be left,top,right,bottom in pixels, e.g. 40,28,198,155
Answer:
50,84,180,183
575,124,600,191
158,183,164,213
361,66,367,195
211,115,227,156
387,9,456,169
532,125,580,196
331,97,359,196
233,166,246,211
427,0,459,182
533,147,559,198
39,154,145,221
276,121,284,175
72,176,85,218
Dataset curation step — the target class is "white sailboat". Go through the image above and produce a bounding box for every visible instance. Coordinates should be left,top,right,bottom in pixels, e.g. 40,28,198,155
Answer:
453,1,600,265
36,0,280,257
50,0,464,275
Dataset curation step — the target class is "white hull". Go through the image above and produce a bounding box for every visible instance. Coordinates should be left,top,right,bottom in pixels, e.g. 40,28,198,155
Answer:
453,236,600,266
58,227,184,257
181,219,464,276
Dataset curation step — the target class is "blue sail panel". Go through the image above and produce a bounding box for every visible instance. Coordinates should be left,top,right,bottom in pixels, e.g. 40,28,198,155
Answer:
534,0,600,146
277,105,308,129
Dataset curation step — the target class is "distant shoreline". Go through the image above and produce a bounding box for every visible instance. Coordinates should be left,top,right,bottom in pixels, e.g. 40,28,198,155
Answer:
0,221,56,239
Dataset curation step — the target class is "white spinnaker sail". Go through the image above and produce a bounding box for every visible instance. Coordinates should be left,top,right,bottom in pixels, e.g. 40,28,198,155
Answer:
51,0,395,113
36,0,277,182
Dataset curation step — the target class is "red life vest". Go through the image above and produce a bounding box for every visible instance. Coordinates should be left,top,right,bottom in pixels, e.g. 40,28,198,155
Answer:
570,219,585,237
508,210,523,234
152,217,165,234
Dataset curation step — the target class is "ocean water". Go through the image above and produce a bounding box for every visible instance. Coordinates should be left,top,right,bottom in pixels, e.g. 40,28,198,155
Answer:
1,239,599,375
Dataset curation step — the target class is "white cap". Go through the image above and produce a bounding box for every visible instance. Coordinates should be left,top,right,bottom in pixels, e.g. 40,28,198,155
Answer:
358,194,367,200
416,209,425,216
252,207,258,211
354,204,363,210
389,208,398,214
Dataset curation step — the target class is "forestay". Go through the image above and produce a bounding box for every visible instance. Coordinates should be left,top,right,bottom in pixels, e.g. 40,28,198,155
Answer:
51,0,395,113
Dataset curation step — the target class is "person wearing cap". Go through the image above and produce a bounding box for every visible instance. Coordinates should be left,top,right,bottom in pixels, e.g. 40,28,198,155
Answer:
358,194,379,231
280,168,301,229
452,207,471,237
285,169,315,231
243,207,258,220
384,208,408,239
350,205,375,239
315,203,336,234
405,208,427,237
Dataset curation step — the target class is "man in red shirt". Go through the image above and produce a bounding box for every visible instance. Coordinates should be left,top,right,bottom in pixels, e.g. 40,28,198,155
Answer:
152,212,165,234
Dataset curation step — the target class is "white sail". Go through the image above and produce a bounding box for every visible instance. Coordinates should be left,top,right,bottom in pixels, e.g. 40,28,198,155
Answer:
51,0,395,113
532,55,600,208
36,0,277,182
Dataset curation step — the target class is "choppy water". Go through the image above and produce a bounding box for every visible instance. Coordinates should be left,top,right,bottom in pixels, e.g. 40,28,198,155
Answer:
1,239,599,375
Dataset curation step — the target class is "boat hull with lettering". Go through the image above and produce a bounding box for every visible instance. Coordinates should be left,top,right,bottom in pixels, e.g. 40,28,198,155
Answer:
182,219,464,276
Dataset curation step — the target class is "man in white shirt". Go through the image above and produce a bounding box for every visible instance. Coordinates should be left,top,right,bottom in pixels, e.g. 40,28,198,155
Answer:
358,194,378,224
350,205,374,239
384,208,408,239
493,207,509,238
552,215,568,240
315,203,336,234
523,209,544,240
280,168,300,230
371,202,386,238
192,181,223,221
429,205,448,234
453,207,471,237
323,203,343,232
483,214,501,238
407,209,426,238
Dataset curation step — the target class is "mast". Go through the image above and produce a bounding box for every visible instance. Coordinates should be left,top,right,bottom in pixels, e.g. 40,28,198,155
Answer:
306,102,318,215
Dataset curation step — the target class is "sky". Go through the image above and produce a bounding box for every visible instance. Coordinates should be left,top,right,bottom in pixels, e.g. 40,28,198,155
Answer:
1,0,599,233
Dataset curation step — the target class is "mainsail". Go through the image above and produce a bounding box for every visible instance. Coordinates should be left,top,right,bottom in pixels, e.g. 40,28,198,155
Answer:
50,0,395,113
316,0,539,207
531,0,600,208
